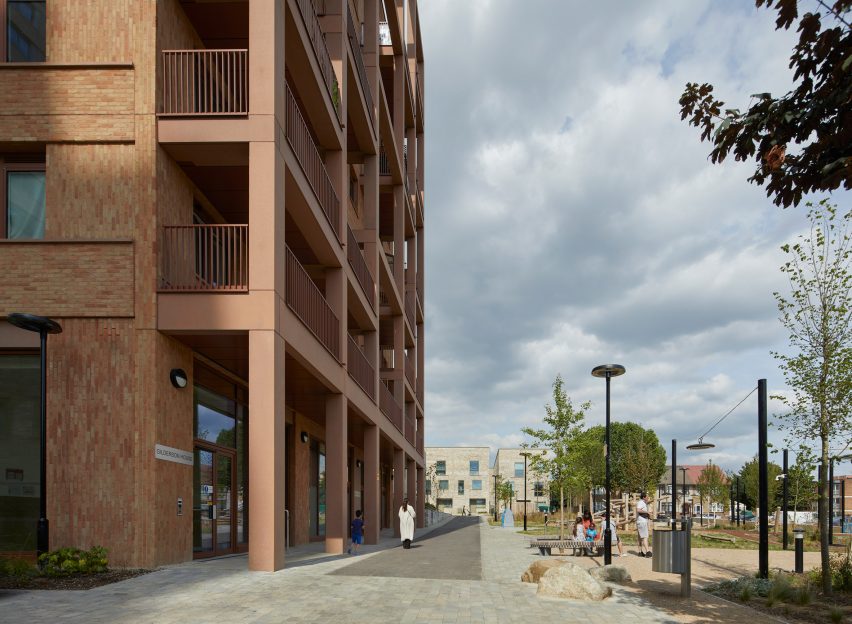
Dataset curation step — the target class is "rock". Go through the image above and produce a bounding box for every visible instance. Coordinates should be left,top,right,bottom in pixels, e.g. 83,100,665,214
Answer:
521,559,565,583
589,564,632,584
536,563,612,601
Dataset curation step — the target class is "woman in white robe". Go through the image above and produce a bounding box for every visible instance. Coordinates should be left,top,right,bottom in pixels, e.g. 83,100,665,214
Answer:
398,497,416,548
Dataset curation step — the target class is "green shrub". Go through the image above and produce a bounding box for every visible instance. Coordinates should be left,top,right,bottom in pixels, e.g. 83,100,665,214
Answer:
828,544,852,591
0,557,37,580
739,585,752,602
37,546,109,577
829,606,843,623
768,573,795,603
794,585,812,605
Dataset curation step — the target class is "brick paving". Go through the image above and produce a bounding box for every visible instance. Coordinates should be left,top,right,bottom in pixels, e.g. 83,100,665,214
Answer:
0,517,675,624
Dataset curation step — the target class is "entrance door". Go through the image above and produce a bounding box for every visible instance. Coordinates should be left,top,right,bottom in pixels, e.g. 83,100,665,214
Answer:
193,445,236,557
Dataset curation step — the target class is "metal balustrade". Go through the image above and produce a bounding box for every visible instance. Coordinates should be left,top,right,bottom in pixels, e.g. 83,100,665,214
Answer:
285,83,341,239
285,245,341,359
294,0,340,117
347,334,376,400
379,144,390,175
347,226,375,306
159,224,248,291
347,10,374,131
379,381,403,431
161,50,247,116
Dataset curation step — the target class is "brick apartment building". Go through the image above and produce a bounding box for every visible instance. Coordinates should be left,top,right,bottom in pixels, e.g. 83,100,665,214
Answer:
0,0,425,572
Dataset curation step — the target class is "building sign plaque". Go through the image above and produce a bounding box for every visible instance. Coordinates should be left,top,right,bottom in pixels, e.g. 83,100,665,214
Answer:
155,444,193,466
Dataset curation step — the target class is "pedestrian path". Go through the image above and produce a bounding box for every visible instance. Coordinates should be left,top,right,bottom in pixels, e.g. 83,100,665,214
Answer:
0,516,675,623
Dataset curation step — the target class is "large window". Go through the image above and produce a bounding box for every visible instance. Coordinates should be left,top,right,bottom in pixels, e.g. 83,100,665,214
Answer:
469,460,479,475
3,1,45,62
1,161,45,238
457,480,464,495
472,479,482,491
534,481,544,497
435,460,446,475
438,479,448,491
0,353,39,554
514,462,524,478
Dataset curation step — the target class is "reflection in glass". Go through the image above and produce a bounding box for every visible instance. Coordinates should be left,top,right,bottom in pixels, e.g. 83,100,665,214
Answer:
309,439,326,537
7,172,45,239
194,386,235,447
216,455,232,551
236,404,247,545
6,1,46,62
193,449,214,553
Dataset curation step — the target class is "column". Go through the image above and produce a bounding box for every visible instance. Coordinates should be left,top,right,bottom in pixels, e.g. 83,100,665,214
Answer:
325,394,348,554
393,447,405,537
416,465,425,528
363,424,381,544
248,330,286,571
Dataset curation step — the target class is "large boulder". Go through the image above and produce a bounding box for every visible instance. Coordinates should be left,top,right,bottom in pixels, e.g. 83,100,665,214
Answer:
521,559,565,583
536,563,612,601
589,564,632,584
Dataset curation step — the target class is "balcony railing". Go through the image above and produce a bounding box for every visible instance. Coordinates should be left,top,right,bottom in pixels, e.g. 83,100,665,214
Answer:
285,245,341,359
347,226,375,307
160,50,247,116
159,224,248,291
294,0,340,117
404,350,415,389
405,412,415,446
347,10,374,131
285,83,341,239
347,334,376,401
379,381,402,431
379,144,390,176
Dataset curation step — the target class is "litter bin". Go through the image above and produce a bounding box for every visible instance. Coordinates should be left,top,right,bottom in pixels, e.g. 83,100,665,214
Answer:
652,528,687,573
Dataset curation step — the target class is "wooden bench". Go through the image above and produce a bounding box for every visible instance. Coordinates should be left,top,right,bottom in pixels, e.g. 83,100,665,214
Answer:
529,539,604,556
697,532,737,543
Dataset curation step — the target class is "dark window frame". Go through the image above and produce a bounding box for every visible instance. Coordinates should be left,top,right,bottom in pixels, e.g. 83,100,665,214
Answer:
1,0,46,63
1,160,45,238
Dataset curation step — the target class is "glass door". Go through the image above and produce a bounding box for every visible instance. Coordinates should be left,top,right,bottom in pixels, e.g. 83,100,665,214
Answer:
193,445,236,558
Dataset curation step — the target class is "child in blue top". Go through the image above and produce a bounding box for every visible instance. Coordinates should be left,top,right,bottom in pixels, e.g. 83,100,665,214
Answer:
348,510,364,555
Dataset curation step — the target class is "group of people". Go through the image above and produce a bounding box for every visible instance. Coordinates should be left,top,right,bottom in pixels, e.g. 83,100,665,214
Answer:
572,510,624,556
347,497,417,555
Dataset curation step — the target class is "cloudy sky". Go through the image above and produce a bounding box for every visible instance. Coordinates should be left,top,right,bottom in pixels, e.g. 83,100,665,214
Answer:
418,0,850,472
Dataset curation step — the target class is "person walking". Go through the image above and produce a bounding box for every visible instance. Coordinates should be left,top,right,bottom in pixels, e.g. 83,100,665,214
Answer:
348,510,364,555
636,492,652,558
398,497,416,549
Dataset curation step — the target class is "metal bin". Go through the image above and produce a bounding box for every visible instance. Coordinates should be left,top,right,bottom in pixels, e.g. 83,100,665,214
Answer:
652,528,688,574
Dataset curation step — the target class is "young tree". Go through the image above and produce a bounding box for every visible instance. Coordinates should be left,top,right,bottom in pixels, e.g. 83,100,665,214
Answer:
522,375,589,539
679,1,852,207
565,428,605,515
773,200,852,593
739,458,783,511
496,479,514,513
786,449,818,527
584,422,667,496
696,461,729,517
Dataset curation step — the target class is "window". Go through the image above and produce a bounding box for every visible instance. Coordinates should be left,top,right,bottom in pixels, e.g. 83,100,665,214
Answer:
3,1,46,62
469,460,479,475
514,462,524,478
438,479,448,491
472,479,482,491
1,160,45,238
425,480,431,496
457,480,464,495
534,482,544,497
435,460,446,475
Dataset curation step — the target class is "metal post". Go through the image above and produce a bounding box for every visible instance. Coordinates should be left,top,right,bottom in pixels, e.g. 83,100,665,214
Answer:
730,482,734,524
604,372,612,565
671,439,677,531
493,475,499,522
794,529,804,573
681,517,692,598
842,478,846,534
523,454,528,532
681,467,687,522
829,459,835,545
758,378,769,579
37,330,49,561
736,476,741,527
783,448,789,550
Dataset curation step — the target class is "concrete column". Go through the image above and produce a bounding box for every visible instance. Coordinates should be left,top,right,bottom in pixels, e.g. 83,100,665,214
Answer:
406,456,416,505
363,424,381,544
248,330,286,571
416,464,425,528
393,447,405,537
325,394,347,554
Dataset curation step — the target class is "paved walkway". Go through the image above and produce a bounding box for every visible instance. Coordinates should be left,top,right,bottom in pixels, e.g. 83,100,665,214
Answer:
0,517,675,624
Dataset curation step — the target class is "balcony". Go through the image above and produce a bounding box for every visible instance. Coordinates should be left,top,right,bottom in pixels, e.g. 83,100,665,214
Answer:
404,350,415,389
347,10,374,133
347,225,375,307
405,292,415,330
416,422,424,455
160,50,248,116
379,144,390,176
379,344,394,369
293,0,340,118
285,83,341,240
159,225,248,292
405,411,415,446
285,245,341,359
347,334,376,401
379,381,402,432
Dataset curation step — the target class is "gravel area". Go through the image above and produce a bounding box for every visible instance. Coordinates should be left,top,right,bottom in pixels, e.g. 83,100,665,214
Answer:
567,545,823,623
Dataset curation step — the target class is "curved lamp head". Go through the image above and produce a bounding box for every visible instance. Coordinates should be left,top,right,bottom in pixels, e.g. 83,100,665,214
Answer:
7,312,62,335
686,437,716,451
591,364,626,378
169,368,188,389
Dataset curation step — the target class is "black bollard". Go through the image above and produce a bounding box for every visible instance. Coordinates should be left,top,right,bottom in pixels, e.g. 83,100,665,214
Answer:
793,529,804,573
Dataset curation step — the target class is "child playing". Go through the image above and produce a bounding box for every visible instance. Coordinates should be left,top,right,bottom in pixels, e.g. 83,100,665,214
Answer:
585,519,598,555
348,510,364,555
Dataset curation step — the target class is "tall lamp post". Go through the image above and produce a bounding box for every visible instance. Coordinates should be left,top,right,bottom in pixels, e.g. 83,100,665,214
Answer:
519,452,531,532
679,466,688,524
591,364,626,566
493,474,500,523
7,313,62,561
782,449,789,550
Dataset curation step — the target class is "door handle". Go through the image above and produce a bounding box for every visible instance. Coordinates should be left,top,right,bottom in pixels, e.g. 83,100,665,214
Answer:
208,504,216,520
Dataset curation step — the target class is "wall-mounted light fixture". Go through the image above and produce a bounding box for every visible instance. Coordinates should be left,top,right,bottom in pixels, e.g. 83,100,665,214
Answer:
356,460,362,468
300,431,309,444
169,368,188,389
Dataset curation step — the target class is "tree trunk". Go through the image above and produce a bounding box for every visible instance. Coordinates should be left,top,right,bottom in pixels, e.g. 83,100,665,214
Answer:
819,435,832,595
589,489,594,516
559,485,565,540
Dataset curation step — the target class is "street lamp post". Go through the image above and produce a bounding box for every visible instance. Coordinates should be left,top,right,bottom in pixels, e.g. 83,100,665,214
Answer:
7,313,62,562
782,449,789,550
520,452,531,532
591,364,626,566
680,466,688,527
493,474,500,523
